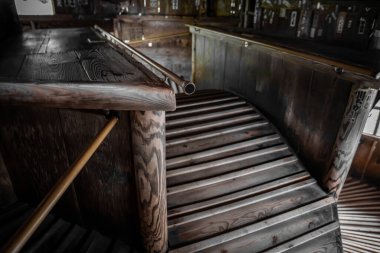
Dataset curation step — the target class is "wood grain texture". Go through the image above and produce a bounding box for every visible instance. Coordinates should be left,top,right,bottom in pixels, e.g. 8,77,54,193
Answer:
0,106,82,223
324,88,377,197
131,111,168,253
0,81,176,111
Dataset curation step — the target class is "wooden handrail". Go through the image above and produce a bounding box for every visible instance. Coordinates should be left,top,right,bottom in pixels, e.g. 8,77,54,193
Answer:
93,25,196,95
2,116,119,253
0,81,176,111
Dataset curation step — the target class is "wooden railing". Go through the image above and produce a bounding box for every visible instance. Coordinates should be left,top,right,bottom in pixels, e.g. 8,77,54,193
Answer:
2,115,119,253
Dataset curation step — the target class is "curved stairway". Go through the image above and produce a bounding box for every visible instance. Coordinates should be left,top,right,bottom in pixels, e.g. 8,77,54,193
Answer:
338,177,380,253
166,90,342,253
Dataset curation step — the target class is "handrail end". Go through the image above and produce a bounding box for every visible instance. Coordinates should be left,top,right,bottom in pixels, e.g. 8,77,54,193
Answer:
183,81,196,95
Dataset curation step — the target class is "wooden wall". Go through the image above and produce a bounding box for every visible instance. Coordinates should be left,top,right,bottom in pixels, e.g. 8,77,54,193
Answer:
0,108,140,243
191,26,376,190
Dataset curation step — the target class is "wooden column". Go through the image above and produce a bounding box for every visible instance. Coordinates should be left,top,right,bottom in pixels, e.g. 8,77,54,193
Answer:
131,111,168,253
324,86,377,197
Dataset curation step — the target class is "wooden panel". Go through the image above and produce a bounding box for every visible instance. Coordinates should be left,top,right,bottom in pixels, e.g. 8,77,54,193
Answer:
190,26,376,191
0,106,82,223
58,110,138,239
131,111,167,253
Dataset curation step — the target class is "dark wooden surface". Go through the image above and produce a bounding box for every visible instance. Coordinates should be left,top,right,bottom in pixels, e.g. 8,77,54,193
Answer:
190,25,379,194
131,111,168,253
0,27,175,111
0,27,173,245
0,153,16,207
167,91,341,252
0,0,21,40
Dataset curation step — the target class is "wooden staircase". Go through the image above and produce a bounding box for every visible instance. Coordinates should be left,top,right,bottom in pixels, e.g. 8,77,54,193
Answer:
338,177,380,253
0,202,137,253
166,90,342,252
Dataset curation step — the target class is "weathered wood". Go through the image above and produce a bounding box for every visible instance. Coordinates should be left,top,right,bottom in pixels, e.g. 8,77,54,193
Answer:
168,179,325,247
131,111,167,253
0,81,175,111
324,88,377,196
169,197,336,252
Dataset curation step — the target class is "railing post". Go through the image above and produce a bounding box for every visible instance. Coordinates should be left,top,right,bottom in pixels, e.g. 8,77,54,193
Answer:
131,111,168,253
324,87,377,198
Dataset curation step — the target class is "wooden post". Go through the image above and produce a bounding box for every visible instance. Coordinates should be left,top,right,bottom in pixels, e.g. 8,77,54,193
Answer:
131,111,168,253
324,87,377,197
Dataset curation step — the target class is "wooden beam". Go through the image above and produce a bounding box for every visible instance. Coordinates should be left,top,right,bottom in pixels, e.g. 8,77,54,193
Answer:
131,111,168,253
0,81,176,111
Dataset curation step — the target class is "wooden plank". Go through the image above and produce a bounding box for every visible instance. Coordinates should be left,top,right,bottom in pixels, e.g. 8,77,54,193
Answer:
0,152,16,207
166,106,255,129
167,134,282,169
167,144,291,186
166,114,262,139
59,110,138,239
168,179,326,246
17,52,88,81
167,158,305,208
76,47,150,82
0,81,176,111
169,197,335,252
166,121,273,158
131,111,168,253
168,171,310,219
55,225,87,253
264,222,341,253
0,106,82,223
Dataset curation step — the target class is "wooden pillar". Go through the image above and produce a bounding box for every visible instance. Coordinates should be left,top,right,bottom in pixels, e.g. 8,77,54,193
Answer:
324,86,377,198
131,111,168,253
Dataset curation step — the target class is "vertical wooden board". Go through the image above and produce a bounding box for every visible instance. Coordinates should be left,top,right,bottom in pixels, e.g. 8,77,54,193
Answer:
17,52,88,81
194,35,206,89
0,55,25,79
0,106,82,223
202,36,215,89
223,42,242,92
238,46,258,102
58,110,138,240
213,37,227,91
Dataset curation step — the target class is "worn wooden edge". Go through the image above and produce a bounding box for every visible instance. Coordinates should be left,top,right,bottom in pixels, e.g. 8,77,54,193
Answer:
0,81,176,111
188,25,380,84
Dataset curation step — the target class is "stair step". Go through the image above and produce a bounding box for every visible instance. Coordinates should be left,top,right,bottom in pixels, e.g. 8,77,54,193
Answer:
24,219,72,253
167,144,291,186
166,114,262,139
265,222,341,253
166,106,255,129
167,134,282,170
167,100,247,118
167,121,273,158
168,178,326,246
55,224,87,253
176,96,240,109
169,197,336,252
168,171,310,218
167,158,305,208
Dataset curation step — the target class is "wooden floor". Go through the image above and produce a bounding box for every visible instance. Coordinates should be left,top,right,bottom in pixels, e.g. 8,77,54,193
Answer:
338,177,380,253
166,90,342,253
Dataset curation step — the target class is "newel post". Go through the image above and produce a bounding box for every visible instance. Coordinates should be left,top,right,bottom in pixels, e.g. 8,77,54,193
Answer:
324,86,377,198
131,110,168,253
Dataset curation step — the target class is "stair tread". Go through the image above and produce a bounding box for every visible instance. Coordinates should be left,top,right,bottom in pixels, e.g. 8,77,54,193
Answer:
169,197,336,252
